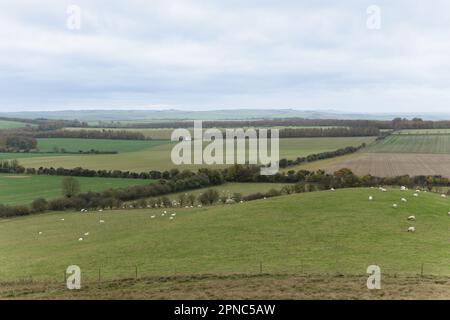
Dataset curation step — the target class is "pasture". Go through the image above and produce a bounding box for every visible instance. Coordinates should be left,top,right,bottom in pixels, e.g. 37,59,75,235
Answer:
0,188,448,283
0,120,31,130
144,182,291,202
35,138,168,153
367,135,450,154
0,174,154,205
16,137,375,172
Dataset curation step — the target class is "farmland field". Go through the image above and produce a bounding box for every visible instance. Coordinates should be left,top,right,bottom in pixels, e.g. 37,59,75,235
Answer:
316,153,450,178
0,174,154,205
0,188,448,284
0,120,31,129
367,135,450,154
14,137,375,172
395,129,450,135
35,138,168,153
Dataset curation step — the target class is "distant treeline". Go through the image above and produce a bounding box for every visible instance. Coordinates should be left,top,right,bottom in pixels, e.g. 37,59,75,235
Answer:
0,135,37,152
88,117,450,130
2,164,450,218
33,129,146,140
279,127,379,138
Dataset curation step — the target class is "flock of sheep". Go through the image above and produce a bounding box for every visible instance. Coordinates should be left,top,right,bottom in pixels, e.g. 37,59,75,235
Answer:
368,185,450,233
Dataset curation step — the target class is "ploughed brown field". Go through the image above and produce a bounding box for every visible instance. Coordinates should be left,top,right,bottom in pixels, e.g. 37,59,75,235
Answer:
320,153,450,178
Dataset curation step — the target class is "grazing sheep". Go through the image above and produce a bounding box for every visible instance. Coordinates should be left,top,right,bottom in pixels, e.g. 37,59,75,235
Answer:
151,215,156,219
61,218,65,221
369,196,373,201
99,220,105,223
407,226,416,233
442,194,447,198
413,193,418,197
171,213,176,217
400,186,407,191
392,204,398,208
78,237,84,241
98,209,103,212
198,205,202,208
161,213,165,216
169,217,174,220
84,232,89,236
330,188,335,191
401,198,407,202
38,231,43,235
447,211,450,216
415,189,420,193
164,210,167,214
407,215,416,221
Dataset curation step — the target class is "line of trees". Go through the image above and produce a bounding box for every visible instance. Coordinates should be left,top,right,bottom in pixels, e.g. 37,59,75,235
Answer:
279,144,366,169
3,164,450,218
278,127,379,138
0,135,37,152
33,129,146,140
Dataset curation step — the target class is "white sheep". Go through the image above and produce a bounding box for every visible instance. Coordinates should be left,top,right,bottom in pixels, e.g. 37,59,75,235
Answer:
330,188,335,191
38,231,43,235
441,194,447,198
151,215,156,219
407,215,416,221
84,232,89,236
369,196,373,201
392,204,398,208
413,193,419,197
401,198,407,202
400,186,407,191
78,237,84,241
407,226,416,233
171,213,176,217
415,189,420,193
447,211,450,216
98,209,103,212
164,210,167,214
99,220,105,223
169,217,174,220
61,218,65,221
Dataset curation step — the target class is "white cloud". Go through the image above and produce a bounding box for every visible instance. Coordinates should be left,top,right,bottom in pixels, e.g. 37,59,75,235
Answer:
0,0,449,112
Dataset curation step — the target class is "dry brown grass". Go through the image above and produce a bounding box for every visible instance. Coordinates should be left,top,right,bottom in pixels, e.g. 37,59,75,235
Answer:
1,273,449,300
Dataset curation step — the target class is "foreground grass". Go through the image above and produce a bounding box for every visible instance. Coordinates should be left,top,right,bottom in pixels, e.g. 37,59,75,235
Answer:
2,274,449,300
16,137,375,171
0,188,448,283
0,174,154,205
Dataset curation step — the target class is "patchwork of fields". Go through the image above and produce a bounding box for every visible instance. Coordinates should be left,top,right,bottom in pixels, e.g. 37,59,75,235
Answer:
0,188,448,283
0,174,154,205
8,137,375,172
0,120,31,129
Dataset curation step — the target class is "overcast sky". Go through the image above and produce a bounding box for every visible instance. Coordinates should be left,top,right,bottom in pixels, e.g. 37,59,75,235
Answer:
1,0,450,112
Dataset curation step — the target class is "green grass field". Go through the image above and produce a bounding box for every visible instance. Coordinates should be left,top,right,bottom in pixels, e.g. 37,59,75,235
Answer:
0,120,31,130
144,182,291,202
12,137,375,172
0,188,448,282
35,138,168,153
367,135,450,154
0,174,154,205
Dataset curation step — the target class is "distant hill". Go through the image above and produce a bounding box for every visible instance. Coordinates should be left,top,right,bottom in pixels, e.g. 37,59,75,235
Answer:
2,109,450,122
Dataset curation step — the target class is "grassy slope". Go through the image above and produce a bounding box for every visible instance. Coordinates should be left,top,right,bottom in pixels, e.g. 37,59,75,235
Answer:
367,135,450,154
0,188,448,282
0,174,154,205
15,137,375,172
144,182,291,202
